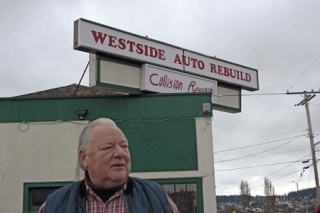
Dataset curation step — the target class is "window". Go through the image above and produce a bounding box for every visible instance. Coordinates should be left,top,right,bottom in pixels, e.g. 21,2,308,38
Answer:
154,178,203,213
23,182,72,213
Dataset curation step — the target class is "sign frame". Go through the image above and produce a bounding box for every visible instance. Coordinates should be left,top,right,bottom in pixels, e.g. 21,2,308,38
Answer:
74,18,259,91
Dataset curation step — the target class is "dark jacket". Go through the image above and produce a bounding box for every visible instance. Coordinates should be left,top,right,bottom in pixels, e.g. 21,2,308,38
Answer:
45,177,171,213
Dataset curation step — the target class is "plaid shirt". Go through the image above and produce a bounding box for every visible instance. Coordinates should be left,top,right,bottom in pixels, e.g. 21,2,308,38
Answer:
39,179,180,213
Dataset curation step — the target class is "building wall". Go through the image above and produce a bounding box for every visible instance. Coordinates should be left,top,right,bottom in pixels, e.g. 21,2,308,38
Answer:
0,93,216,213
0,118,216,213
0,121,88,213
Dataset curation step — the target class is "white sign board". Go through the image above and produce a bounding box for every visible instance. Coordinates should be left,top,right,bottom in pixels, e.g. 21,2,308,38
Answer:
141,64,217,103
74,18,259,91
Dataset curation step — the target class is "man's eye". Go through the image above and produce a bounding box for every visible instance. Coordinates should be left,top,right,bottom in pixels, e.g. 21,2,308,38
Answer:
121,145,128,149
102,146,112,150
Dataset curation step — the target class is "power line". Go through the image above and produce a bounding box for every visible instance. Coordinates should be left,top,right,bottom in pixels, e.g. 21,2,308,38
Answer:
313,81,320,91
289,54,320,89
214,135,303,154
250,168,304,192
216,90,320,97
249,154,311,191
261,106,297,137
223,93,287,147
229,154,312,195
251,154,310,184
215,136,303,163
216,92,287,97
271,164,312,183
246,96,320,193
221,153,311,195
215,160,300,172
215,131,308,143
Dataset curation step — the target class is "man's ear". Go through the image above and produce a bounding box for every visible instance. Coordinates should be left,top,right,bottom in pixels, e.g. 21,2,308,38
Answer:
79,149,88,169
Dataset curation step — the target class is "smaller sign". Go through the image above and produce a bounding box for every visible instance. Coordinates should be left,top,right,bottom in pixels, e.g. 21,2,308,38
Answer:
141,64,217,103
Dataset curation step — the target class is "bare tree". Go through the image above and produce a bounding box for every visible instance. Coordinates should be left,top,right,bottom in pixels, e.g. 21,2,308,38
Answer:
240,180,251,210
264,177,276,212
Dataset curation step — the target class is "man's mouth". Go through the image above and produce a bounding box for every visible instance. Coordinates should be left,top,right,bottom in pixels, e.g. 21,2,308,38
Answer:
112,163,125,167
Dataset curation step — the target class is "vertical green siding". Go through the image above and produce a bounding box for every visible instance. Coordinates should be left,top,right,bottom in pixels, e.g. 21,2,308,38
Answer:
118,119,197,172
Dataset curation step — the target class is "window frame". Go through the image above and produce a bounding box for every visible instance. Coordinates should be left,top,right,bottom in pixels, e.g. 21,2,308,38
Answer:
23,181,73,213
152,177,204,213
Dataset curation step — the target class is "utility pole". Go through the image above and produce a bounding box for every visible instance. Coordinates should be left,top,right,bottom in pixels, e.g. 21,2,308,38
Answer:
287,90,320,204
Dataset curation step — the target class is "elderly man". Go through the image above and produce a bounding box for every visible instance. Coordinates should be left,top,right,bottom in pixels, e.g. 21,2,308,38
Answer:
39,118,179,213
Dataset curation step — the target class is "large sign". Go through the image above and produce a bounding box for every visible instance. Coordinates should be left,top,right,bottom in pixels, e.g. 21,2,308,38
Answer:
141,64,217,103
74,18,259,91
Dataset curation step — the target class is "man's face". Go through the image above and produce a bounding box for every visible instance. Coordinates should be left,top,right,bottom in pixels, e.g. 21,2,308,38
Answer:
79,124,131,188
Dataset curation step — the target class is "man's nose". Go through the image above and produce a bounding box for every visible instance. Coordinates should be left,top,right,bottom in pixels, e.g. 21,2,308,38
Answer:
113,145,125,157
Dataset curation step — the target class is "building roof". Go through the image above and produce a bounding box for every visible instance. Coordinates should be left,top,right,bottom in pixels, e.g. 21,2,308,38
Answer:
16,84,128,98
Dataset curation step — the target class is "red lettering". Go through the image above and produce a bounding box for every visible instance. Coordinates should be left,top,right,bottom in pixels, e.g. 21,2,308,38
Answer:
173,80,183,90
218,66,223,75
230,69,236,78
240,71,245,81
245,73,251,82
198,60,205,70
224,67,230,77
91,31,107,44
108,35,117,48
91,31,167,62
158,49,166,60
190,58,197,68
188,81,213,92
210,63,217,73
173,54,182,64
188,81,196,92
159,76,164,86
236,70,240,79
210,63,251,82
149,47,158,58
144,45,149,56
182,56,190,66
118,38,126,49
176,55,204,70
150,73,159,86
136,43,144,54
127,40,136,52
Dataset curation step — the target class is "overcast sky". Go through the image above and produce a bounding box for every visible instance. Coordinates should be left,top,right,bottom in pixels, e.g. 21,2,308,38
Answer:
1,0,320,196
